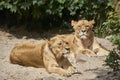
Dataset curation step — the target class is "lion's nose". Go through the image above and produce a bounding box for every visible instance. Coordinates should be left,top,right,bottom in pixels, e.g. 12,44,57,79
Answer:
81,30,86,32
66,48,70,51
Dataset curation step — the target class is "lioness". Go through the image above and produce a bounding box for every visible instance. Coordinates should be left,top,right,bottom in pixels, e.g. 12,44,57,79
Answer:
10,37,77,76
71,19,109,56
54,20,109,63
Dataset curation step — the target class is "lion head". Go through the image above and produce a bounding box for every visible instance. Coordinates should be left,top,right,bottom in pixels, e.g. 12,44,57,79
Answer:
48,36,70,59
71,20,95,39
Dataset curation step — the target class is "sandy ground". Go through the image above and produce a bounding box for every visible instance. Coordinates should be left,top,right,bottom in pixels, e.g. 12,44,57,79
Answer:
0,27,119,80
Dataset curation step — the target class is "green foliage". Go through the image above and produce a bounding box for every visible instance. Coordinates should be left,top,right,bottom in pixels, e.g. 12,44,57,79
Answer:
101,2,120,71
104,17,120,71
105,45,120,71
103,12,119,36
110,34,120,45
0,0,114,29
95,11,120,37
94,2,119,37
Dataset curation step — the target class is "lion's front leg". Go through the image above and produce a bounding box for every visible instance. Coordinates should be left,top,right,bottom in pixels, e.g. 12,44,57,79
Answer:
94,48,109,56
79,49,96,57
43,56,76,76
67,53,76,67
44,61,77,76
93,38,110,56
47,66,76,76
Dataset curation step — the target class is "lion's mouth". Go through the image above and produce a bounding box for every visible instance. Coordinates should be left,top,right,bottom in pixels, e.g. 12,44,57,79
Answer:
63,54,69,58
63,51,70,58
80,34,87,39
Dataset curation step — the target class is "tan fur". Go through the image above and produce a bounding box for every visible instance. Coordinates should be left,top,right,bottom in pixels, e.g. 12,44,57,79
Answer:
54,20,109,63
71,19,109,56
10,37,77,76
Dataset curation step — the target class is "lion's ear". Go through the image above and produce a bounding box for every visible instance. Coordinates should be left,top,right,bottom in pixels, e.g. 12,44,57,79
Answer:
48,40,52,47
71,20,77,27
48,38,56,46
89,20,95,25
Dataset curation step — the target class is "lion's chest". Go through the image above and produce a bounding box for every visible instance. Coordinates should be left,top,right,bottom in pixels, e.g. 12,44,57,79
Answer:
82,40,93,50
75,38,93,50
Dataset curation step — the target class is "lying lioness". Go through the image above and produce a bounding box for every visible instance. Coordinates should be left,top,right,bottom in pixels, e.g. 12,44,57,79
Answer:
10,37,77,76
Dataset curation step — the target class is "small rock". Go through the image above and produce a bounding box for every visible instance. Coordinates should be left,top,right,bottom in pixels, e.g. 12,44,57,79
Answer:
22,36,27,39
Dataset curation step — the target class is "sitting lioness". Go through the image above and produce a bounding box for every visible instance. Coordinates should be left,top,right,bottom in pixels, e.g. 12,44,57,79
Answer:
10,37,77,76
54,20,109,63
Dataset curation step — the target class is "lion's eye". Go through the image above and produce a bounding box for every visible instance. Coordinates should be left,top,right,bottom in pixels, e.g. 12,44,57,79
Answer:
78,25,81,27
66,42,69,44
58,43,62,45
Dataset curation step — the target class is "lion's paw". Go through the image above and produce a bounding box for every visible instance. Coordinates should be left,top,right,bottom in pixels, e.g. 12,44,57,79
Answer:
66,66,77,77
